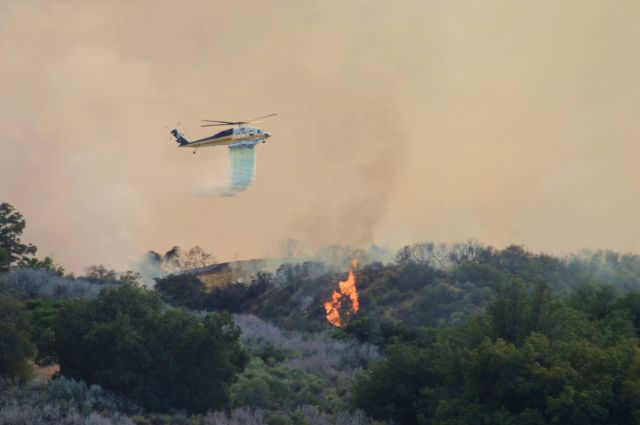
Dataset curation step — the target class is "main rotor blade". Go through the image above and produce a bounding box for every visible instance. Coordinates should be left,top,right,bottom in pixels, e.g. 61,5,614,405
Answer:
201,123,234,127
245,113,277,123
202,120,238,124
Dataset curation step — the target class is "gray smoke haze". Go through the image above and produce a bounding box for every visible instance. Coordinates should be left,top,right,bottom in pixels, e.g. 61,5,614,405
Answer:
1,1,640,272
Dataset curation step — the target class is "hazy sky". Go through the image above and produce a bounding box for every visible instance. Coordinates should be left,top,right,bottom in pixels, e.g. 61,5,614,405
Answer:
1,1,639,272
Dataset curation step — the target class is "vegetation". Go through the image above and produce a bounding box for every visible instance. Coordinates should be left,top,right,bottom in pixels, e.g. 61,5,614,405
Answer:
0,378,139,425
5,202,640,423
352,280,640,424
231,314,379,413
0,202,63,274
0,202,38,272
154,242,640,335
154,273,207,309
0,294,34,381
54,284,248,413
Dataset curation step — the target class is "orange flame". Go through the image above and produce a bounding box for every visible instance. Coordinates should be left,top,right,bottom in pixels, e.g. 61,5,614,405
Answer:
324,259,359,327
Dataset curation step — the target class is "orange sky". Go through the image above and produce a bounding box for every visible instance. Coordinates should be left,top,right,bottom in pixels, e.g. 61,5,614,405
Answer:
1,1,639,272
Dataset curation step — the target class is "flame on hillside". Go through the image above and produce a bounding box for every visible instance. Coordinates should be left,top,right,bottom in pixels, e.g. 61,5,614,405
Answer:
324,259,359,327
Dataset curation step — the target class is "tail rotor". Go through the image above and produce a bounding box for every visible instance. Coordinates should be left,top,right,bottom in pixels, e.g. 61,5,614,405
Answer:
165,122,189,146
164,122,182,141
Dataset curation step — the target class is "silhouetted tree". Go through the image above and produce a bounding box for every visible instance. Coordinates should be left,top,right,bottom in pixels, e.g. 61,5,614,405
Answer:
0,203,37,272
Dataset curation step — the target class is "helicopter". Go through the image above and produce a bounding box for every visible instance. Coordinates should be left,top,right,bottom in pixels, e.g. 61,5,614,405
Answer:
169,113,276,154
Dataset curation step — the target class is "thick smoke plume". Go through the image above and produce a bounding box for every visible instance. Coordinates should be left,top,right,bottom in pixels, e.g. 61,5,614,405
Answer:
2,1,640,271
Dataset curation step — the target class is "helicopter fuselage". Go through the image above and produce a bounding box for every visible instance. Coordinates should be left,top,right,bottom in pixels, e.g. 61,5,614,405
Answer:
175,125,270,150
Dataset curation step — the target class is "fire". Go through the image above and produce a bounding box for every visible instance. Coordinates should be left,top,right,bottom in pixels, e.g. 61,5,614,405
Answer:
324,259,359,327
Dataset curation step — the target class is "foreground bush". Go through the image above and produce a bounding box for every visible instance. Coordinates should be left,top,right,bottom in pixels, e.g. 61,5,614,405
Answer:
0,378,137,425
54,285,248,413
133,406,377,425
232,314,380,412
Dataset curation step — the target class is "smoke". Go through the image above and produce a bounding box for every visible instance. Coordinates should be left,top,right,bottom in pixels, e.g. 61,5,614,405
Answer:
2,1,640,272
287,95,409,249
136,251,168,288
135,246,216,287
192,159,230,197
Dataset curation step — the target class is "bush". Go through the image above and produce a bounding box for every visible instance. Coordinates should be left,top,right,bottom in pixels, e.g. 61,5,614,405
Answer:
0,268,110,300
0,294,34,380
154,274,206,309
352,283,640,425
54,285,248,413
0,378,137,424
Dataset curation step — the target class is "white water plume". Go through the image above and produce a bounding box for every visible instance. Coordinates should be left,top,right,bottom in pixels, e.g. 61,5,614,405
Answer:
194,146,257,197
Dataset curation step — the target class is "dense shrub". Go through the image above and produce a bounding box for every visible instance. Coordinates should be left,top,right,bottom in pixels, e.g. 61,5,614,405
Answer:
236,315,379,369
154,273,207,309
0,378,137,424
136,406,377,425
353,281,640,425
0,294,34,381
233,315,380,412
0,268,109,301
54,285,248,413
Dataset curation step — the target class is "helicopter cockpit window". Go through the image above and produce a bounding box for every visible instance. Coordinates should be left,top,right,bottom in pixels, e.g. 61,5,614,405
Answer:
215,129,233,138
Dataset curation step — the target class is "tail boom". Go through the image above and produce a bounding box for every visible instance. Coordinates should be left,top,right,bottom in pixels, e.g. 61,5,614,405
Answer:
170,129,190,146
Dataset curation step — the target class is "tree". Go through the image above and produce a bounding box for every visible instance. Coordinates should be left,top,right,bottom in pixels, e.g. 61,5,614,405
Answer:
84,265,119,282
352,343,441,424
54,284,248,413
182,246,215,269
155,273,207,309
161,246,216,272
27,256,65,276
0,202,37,272
0,294,35,380
24,299,65,366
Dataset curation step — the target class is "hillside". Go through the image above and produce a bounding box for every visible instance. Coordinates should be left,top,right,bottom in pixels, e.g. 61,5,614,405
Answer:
5,226,640,424
163,243,640,335
187,258,269,287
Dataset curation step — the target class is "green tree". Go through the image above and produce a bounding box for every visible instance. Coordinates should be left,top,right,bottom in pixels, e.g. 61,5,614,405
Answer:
24,299,66,366
0,202,37,272
28,255,65,276
54,284,248,413
155,273,206,309
230,358,326,410
0,294,35,380
353,343,441,424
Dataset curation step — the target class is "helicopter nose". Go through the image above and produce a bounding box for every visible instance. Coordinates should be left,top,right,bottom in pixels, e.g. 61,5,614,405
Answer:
265,132,271,138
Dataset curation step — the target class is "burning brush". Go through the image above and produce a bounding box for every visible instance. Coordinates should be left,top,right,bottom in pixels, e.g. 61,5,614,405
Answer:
324,259,359,327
